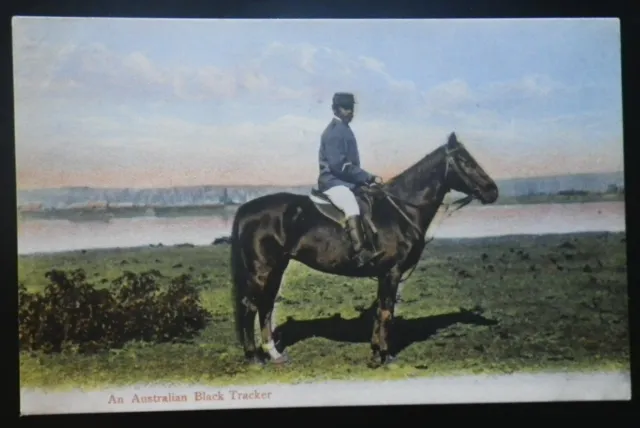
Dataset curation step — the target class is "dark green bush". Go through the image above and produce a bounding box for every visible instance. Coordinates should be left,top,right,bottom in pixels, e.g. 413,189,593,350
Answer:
18,269,212,354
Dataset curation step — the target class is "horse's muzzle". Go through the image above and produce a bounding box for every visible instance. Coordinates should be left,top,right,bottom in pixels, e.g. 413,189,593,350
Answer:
479,186,499,204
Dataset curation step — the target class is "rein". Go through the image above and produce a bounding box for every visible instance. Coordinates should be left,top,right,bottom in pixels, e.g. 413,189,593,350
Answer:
382,190,473,239
385,192,472,285
369,145,475,241
365,145,477,286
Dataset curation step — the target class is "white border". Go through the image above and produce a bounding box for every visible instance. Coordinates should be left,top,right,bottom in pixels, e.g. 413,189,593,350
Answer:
20,370,631,415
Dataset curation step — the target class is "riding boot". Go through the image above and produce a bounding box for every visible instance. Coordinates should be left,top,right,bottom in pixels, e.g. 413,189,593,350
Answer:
345,216,384,267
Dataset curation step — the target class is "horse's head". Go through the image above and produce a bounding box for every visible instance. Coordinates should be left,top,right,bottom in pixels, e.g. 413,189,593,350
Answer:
442,132,499,204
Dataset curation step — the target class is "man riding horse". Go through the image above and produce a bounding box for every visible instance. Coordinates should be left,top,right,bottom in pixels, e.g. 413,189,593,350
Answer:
317,92,385,267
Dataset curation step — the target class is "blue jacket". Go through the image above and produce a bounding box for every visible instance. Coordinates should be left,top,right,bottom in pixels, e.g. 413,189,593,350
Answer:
317,118,375,192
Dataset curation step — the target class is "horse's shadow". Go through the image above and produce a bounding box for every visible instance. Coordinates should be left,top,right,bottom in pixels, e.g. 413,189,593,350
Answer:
272,302,499,356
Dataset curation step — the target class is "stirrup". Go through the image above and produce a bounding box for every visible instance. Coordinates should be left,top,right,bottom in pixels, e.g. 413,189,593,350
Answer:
368,249,385,264
355,248,384,266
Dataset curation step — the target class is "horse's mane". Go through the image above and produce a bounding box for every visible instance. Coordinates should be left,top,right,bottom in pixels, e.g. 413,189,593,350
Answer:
385,144,447,194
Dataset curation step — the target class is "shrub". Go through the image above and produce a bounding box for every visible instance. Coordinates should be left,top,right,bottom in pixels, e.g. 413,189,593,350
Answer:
18,269,212,354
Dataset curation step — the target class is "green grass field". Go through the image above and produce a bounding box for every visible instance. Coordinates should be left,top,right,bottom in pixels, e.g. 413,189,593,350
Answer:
18,231,630,391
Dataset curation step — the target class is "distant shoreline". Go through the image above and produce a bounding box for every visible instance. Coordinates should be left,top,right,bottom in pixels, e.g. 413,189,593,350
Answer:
17,192,624,222
18,203,240,222
475,192,624,206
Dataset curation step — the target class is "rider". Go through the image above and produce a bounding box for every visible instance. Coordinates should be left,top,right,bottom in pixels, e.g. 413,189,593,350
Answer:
317,92,385,267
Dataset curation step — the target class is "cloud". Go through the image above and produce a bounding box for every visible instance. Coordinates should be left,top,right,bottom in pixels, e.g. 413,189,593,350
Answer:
12,33,421,116
12,37,292,103
423,79,476,111
15,103,623,190
422,74,571,116
12,27,570,122
12,20,623,189
486,74,566,99
15,107,458,188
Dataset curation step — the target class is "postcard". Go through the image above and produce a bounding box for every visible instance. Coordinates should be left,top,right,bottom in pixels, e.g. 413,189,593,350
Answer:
15,16,629,415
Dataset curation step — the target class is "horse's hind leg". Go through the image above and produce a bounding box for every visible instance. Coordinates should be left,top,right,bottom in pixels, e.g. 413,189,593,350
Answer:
241,302,260,365
257,262,290,364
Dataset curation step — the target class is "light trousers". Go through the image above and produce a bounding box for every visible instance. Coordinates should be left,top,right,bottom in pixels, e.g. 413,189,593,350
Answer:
323,185,360,217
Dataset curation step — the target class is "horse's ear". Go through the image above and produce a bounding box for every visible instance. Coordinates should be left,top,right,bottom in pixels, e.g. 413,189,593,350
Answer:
447,132,458,146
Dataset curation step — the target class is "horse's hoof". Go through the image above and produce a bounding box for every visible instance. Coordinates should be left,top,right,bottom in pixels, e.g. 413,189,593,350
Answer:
380,352,398,366
382,354,400,369
271,352,290,365
245,355,264,366
367,354,381,369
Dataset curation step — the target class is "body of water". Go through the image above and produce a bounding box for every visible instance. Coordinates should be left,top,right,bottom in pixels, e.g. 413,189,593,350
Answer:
17,201,626,255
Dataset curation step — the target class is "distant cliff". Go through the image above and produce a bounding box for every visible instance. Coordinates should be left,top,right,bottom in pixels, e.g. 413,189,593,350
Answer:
16,185,311,210
17,171,624,210
493,172,624,198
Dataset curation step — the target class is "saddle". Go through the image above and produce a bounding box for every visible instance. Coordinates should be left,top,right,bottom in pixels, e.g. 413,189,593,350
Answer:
308,186,383,247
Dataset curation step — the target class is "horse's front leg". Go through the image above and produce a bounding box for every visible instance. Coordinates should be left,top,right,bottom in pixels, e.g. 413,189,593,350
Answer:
370,298,381,362
374,268,402,365
259,303,289,365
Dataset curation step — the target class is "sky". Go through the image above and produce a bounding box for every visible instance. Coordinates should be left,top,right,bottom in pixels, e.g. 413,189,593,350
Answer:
12,17,623,189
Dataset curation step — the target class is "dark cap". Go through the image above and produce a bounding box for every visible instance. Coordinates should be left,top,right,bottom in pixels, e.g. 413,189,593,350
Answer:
332,92,356,107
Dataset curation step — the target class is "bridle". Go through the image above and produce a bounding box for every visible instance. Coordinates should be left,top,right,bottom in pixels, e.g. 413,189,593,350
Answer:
358,146,488,283
373,144,477,239
443,144,485,201
362,143,487,286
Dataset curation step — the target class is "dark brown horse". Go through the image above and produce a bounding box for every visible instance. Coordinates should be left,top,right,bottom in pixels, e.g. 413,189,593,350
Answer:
230,132,499,366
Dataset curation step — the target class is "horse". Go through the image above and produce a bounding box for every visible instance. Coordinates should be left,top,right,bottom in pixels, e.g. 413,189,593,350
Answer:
230,131,499,366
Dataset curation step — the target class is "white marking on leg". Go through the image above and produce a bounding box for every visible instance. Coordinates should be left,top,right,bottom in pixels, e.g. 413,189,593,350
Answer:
270,267,288,342
261,340,283,360
396,281,406,312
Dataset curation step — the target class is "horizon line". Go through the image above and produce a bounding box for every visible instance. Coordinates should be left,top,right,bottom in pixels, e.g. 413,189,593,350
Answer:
16,169,625,192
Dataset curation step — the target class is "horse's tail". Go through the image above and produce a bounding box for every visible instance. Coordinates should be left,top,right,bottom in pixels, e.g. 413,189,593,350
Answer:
230,207,249,348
